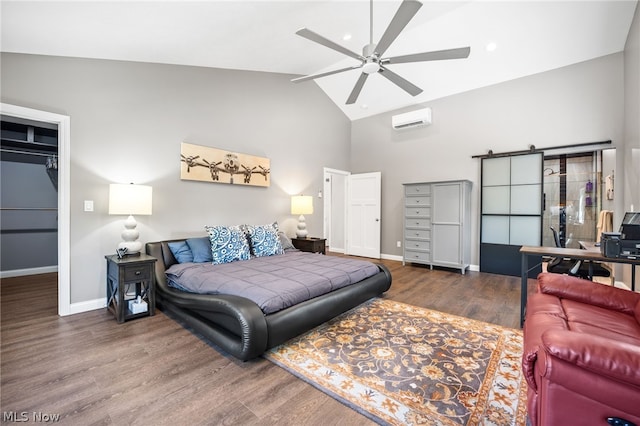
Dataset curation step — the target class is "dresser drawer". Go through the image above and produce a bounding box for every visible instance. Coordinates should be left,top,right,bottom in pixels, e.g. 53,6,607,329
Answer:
404,250,430,263
405,240,430,251
405,196,431,207
405,229,431,240
405,184,431,196
123,264,151,281
405,206,431,218
405,218,431,229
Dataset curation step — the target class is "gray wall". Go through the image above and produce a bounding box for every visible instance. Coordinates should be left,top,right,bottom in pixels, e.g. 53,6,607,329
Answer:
624,3,640,213
1,53,351,303
622,4,640,285
351,53,625,265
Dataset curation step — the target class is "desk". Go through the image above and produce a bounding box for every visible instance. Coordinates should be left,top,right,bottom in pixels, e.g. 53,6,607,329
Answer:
519,245,639,326
578,241,614,285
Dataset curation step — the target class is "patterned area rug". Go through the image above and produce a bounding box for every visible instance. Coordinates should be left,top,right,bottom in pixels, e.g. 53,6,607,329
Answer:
264,298,527,425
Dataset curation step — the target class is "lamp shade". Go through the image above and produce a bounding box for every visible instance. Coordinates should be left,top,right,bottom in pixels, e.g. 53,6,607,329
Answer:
291,195,313,215
109,184,153,215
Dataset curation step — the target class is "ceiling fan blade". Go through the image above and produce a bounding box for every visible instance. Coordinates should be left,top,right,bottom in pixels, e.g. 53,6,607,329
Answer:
291,65,362,83
296,28,364,62
346,73,369,105
375,0,423,57
379,66,423,96
384,46,471,65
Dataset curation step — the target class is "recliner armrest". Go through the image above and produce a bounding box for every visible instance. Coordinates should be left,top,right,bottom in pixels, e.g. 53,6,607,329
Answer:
537,273,640,315
541,329,640,388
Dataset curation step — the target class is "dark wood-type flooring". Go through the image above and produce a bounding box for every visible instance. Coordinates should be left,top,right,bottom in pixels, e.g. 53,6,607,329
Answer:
1,257,536,425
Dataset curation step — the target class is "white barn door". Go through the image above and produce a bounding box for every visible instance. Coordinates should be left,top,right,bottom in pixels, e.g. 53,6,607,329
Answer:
346,172,381,258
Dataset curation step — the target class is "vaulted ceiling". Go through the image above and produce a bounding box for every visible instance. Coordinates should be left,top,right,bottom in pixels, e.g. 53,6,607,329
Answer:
1,1,637,120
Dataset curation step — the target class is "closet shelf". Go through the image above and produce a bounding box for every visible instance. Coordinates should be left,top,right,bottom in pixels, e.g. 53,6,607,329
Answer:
1,137,57,154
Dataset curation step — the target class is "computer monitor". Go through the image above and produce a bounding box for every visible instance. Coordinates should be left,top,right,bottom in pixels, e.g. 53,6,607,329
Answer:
620,212,640,239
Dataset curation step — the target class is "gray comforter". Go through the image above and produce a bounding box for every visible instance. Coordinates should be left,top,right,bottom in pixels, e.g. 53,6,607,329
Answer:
165,251,380,315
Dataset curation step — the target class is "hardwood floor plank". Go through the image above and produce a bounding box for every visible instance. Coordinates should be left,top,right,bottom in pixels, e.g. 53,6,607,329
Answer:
1,258,531,424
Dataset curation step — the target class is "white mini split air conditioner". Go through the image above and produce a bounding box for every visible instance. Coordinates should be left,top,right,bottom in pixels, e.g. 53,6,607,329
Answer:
391,107,432,130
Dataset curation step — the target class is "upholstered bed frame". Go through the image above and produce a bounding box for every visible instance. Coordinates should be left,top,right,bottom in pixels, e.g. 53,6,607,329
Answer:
146,239,392,361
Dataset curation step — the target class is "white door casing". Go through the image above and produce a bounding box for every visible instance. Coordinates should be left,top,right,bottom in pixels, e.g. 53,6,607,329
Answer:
1,103,71,316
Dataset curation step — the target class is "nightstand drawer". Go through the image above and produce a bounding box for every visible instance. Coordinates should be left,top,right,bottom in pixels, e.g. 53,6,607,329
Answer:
123,264,151,281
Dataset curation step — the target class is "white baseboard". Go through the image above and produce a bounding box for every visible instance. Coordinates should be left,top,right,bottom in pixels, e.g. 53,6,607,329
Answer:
379,255,480,273
380,253,403,262
66,297,106,316
0,265,58,279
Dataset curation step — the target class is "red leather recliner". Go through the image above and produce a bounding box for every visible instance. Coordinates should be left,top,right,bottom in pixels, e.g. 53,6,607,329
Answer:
522,273,640,425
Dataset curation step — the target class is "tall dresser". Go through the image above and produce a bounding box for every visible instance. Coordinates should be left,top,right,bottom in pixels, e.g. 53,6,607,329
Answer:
403,180,472,274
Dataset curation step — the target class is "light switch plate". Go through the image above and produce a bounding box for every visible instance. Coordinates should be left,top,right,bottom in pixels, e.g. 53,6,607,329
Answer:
84,200,94,212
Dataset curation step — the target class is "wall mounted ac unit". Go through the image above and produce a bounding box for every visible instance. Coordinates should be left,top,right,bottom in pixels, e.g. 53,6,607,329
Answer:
392,107,432,130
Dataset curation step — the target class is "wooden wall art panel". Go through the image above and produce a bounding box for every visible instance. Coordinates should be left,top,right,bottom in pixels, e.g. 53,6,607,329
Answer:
180,142,270,187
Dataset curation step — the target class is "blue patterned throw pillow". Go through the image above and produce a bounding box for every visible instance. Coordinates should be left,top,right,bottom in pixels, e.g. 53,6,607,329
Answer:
205,225,251,265
245,222,284,258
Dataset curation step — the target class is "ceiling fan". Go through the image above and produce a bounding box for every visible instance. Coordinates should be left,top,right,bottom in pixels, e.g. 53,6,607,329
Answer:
291,0,471,105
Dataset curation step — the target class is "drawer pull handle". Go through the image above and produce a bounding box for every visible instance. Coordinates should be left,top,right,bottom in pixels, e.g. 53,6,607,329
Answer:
135,271,141,275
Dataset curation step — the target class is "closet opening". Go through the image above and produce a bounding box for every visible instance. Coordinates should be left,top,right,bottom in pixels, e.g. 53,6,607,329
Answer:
1,115,59,276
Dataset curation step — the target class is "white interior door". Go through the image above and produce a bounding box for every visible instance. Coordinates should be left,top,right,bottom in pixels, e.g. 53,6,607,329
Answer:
346,172,381,258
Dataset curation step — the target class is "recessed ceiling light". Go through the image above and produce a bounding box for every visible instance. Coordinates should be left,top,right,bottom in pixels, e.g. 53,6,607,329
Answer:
486,42,497,52
343,33,352,41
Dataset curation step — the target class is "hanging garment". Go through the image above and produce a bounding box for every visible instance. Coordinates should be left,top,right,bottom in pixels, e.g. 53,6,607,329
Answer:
605,174,614,200
596,210,613,242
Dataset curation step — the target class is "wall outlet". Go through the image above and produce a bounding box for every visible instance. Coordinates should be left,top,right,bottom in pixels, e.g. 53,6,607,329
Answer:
397,241,402,248
84,200,94,212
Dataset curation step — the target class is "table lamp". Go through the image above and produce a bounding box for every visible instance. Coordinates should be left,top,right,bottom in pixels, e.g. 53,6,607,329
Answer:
109,183,152,255
291,195,313,238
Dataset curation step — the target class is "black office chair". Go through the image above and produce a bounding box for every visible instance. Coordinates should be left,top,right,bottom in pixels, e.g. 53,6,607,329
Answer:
546,227,611,282
546,227,586,277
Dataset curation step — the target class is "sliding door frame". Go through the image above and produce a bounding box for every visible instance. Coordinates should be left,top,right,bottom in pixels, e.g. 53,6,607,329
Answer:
480,152,544,277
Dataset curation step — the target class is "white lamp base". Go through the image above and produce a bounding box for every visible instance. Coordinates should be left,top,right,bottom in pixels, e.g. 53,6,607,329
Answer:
118,214,142,255
296,214,308,239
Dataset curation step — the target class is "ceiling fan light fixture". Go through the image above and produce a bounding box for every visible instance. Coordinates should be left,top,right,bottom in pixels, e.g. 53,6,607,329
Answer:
362,59,380,74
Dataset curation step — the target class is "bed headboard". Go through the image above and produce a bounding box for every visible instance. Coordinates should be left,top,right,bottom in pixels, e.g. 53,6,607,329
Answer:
145,239,184,290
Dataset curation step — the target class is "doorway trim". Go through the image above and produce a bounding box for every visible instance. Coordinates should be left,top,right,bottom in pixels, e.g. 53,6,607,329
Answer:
1,103,71,316
323,167,350,252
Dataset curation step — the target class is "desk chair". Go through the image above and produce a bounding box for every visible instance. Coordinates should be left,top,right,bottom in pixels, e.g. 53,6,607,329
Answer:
546,227,612,283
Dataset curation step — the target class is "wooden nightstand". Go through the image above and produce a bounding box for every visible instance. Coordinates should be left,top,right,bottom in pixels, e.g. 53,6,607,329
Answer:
105,254,157,323
292,237,327,254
